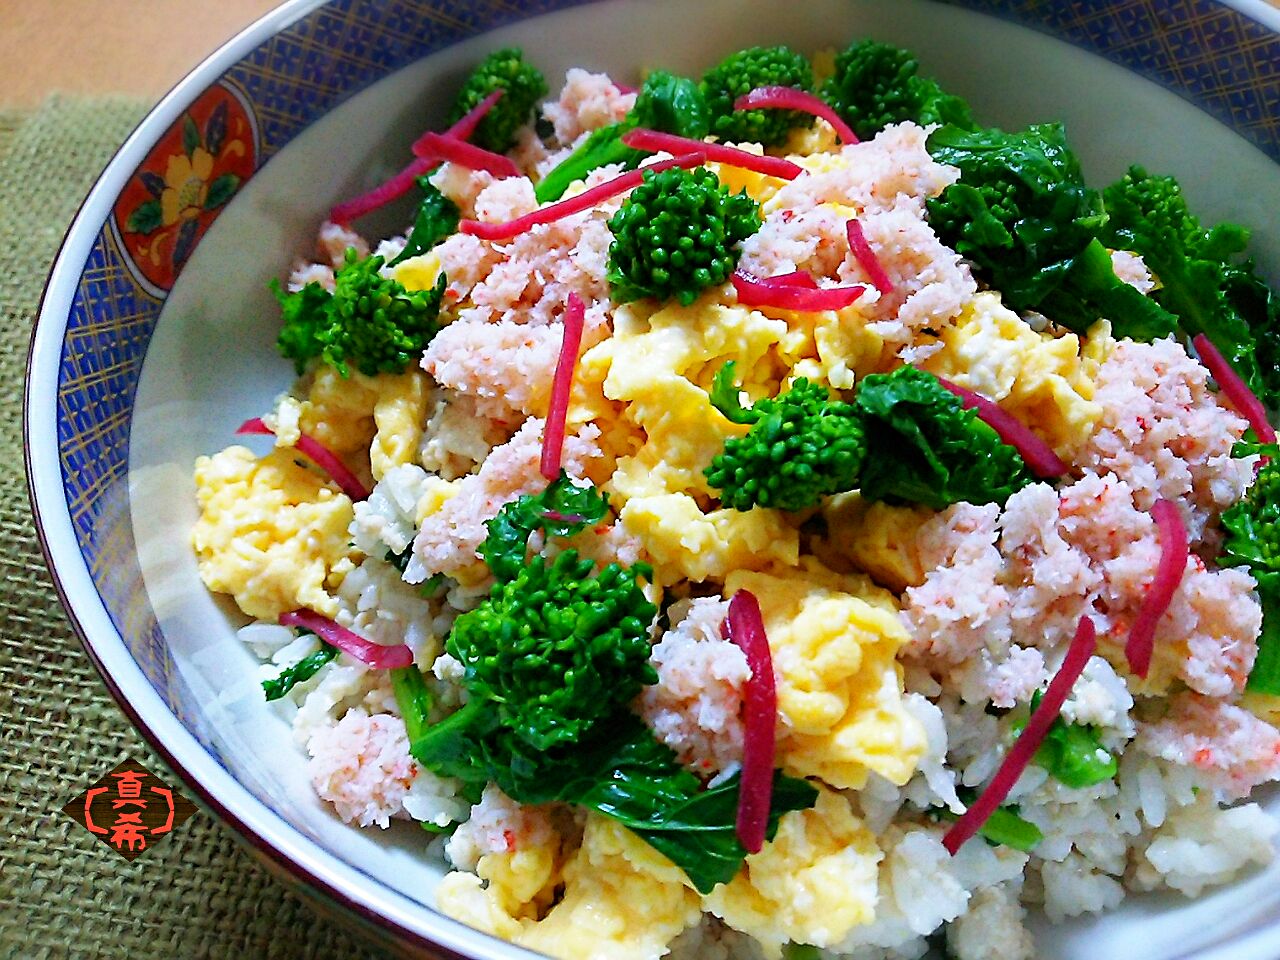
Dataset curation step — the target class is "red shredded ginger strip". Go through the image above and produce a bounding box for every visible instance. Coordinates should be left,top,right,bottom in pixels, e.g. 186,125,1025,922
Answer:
280,610,413,669
412,132,521,179
330,89,504,224
760,270,818,289
1193,333,1277,446
540,292,586,481
410,88,504,155
943,615,1097,855
621,128,803,180
734,86,859,145
460,151,706,241
721,589,777,854
934,378,1067,479
1125,498,1188,678
236,417,370,502
845,219,894,296
732,270,866,312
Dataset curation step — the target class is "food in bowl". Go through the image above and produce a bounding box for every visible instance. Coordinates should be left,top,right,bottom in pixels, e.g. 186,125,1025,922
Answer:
190,37,1280,960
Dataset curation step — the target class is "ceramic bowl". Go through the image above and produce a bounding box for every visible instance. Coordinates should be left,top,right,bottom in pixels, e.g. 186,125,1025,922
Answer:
25,0,1280,957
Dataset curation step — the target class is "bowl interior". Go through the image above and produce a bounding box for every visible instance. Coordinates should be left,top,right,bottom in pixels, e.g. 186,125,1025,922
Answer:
37,0,1280,956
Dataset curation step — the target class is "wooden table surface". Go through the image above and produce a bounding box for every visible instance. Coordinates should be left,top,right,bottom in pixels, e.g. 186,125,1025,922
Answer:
0,0,281,110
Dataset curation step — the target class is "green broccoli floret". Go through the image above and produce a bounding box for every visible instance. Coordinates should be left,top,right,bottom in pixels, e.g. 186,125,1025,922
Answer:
855,366,1032,510
1222,454,1280,574
272,279,332,374
448,47,548,153
701,45,814,146
1219,452,1280,694
448,550,658,755
1102,165,1277,405
535,69,710,203
275,249,446,378
607,166,759,305
820,39,973,141
926,124,1176,340
410,474,819,892
704,364,866,511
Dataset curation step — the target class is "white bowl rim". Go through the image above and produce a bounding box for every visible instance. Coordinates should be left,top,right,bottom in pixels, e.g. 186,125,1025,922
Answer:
21,0,1280,957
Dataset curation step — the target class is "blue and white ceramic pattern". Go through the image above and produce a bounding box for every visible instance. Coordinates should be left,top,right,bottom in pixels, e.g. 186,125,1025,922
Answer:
25,1,1280,956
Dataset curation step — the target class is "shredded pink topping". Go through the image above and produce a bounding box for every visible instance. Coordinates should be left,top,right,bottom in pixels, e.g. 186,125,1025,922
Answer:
540,292,586,481
732,269,866,312
934,378,1068,479
1125,498,1188,678
279,610,413,669
721,589,777,854
412,132,521,179
236,417,370,502
330,90,504,224
621,128,803,180
1193,333,1276,446
944,615,1097,855
734,86,859,145
845,219,894,295
460,151,706,241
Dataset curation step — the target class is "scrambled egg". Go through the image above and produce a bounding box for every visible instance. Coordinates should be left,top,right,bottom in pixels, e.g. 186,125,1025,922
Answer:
919,292,1106,459
192,446,356,619
727,559,926,789
704,787,881,957
814,493,931,592
438,814,701,960
273,366,428,483
581,297,789,502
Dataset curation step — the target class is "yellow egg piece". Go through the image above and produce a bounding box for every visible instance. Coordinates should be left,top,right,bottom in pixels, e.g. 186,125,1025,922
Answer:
919,291,1103,460
191,446,356,620
438,814,701,960
620,492,799,586
389,250,443,293
726,561,926,789
703,788,881,958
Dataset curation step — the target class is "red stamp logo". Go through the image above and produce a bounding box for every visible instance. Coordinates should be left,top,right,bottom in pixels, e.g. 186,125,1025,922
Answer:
62,759,198,861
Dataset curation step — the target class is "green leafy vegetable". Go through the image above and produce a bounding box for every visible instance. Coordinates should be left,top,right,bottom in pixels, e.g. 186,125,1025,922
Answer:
448,48,547,154
820,38,973,141
607,166,759,305
707,360,757,425
274,249,447,377
389,178,460,265
1247,572,1280,696
262,639,338,701
704,372,866,511
933,789,1043,852
854,366,1032,509
479,471,611,582
1020,691,1117,789
1102,164,1279,404
926,124,1176,340
535,69,710,203
390,665,433,750
701,45,814,146
1221,456,1280,573
1218,453,1280,695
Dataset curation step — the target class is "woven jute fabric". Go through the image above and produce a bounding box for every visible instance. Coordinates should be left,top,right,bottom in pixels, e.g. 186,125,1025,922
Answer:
0,98,394,960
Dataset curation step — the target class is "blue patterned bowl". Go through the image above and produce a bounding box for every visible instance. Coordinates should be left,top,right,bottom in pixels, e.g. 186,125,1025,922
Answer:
25,0,1280,956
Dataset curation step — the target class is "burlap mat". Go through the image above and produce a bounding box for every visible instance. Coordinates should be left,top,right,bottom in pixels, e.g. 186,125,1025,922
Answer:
0,98,393,960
